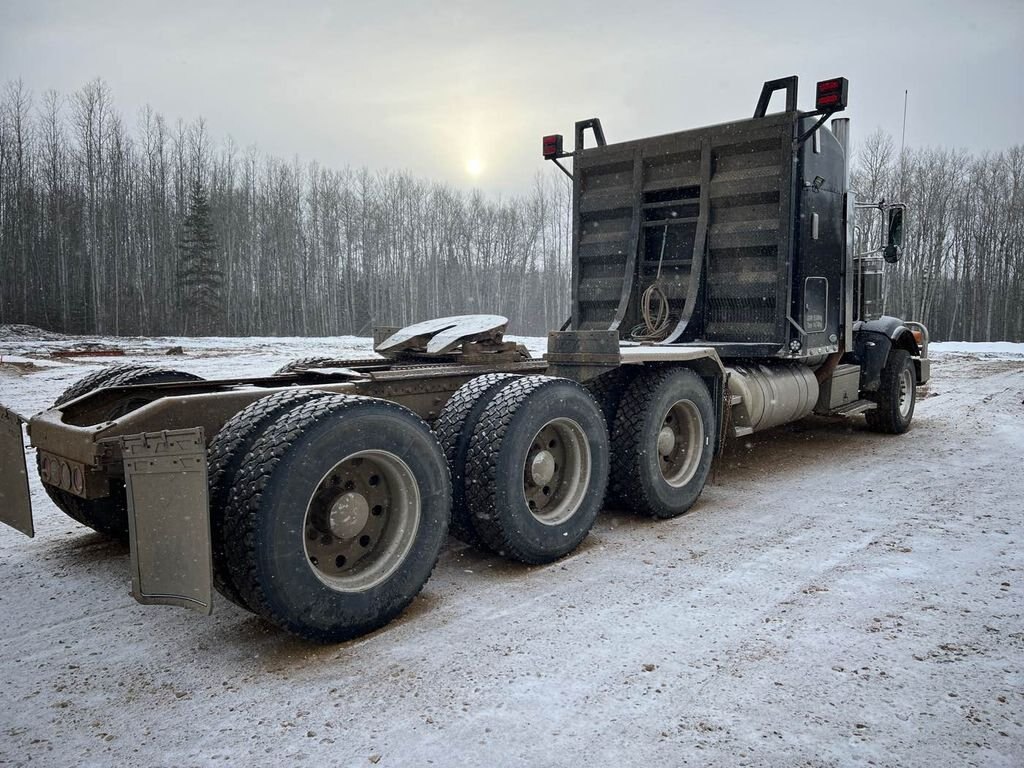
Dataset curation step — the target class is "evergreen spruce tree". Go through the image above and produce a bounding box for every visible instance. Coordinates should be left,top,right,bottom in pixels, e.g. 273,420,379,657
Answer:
177,177,223,335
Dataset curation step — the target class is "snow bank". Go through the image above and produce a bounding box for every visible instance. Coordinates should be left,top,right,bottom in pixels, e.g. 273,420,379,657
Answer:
929,341,1024,360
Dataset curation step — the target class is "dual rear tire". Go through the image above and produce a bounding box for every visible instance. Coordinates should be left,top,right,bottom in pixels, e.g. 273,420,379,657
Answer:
221,368,710,640
225,365,710,629
437,367,715,561
214,393,451,643
438,374,610,564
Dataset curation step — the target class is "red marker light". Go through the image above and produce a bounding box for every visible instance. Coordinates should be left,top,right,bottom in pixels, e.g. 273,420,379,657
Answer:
815,77,849,112
542,134,564,159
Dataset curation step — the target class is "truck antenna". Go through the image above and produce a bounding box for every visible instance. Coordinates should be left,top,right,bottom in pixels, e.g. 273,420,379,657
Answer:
899,89,908,199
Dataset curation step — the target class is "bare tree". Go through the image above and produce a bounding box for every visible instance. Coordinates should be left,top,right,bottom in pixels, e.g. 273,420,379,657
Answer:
1,79,1018,342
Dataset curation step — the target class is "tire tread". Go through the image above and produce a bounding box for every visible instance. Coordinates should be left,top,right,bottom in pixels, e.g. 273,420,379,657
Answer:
464,375,608,564
43,366,203,538
222,394,448,641
207,388,331,608
434,373,520,549
610,366,713,519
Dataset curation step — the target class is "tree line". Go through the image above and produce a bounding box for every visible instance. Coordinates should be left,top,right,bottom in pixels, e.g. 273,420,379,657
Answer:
852,130,1024,342
0,79,572,338
1,78,1021,342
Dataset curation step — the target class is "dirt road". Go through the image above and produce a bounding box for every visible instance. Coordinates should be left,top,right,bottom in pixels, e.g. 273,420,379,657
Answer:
1,343,1022,767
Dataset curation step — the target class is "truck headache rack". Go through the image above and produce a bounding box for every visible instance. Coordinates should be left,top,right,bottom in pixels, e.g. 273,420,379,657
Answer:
570,110,808,353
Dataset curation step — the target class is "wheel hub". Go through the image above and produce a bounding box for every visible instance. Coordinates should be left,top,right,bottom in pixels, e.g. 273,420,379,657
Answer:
657,426,676,457
658,399,704,488
303,450,422,592
522,418,591,526
329,492,370,539
530,450,556,486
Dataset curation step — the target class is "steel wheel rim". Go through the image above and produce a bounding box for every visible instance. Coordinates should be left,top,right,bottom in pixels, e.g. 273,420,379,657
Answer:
303,450,421,592
898,367,914,418
657,399,704,488
521,417,591,526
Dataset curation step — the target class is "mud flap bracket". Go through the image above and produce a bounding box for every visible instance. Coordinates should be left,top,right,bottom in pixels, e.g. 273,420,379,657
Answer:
0,406,33,537
118,428,213,615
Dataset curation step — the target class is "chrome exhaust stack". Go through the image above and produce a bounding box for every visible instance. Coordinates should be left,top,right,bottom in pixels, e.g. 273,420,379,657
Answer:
831,117,850,191
831,116,879,321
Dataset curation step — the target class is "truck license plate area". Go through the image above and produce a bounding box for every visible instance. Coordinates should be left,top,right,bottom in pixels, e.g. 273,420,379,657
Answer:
120,428,213,615
0,406,33,537
38,451,96,498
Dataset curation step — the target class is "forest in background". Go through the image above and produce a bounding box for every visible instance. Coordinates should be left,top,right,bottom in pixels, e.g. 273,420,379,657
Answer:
852,131,1024,343
1,78,1021,341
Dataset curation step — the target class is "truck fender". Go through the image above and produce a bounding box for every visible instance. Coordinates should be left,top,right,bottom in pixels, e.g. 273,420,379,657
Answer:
854,316,924,391
855,316,921,357
852,330,891,393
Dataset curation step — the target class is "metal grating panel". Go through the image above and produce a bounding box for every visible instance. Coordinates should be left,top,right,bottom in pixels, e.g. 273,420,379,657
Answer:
571,112,797,349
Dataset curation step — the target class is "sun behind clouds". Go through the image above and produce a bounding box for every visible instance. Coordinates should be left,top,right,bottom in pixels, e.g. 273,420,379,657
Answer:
465,157,483,178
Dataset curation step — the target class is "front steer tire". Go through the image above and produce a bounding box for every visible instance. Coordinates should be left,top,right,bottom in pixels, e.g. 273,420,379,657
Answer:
222,394,451,643
865,349,916,434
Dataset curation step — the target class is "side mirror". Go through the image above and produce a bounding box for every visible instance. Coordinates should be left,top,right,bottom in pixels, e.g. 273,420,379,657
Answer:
884,207,904,263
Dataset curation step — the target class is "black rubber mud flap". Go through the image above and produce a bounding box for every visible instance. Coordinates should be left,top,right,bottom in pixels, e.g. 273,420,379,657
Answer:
119,428,213,615
0,405,33,537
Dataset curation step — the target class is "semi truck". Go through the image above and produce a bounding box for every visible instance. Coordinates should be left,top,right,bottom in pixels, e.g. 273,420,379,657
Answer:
0,75,929,643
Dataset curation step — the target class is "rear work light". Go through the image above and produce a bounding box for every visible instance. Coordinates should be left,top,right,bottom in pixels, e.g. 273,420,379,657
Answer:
542,134,564,159
815,77,849,113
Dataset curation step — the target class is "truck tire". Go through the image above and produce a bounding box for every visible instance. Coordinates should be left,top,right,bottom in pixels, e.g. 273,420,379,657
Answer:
435,373,520,550
273,357,338,375
464,376,609,565
610,366,715,519
207,388,332,609
222,394,451,643
583,368,631,427
42,366,205,539
53,364,151,406
865,349,916,434
583,368,633,507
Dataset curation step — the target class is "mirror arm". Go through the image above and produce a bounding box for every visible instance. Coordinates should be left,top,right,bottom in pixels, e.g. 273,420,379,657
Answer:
854,200,887,211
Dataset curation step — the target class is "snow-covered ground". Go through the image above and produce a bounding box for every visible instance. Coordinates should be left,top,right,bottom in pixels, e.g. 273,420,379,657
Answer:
1,331,1022,767
930,341,1024,359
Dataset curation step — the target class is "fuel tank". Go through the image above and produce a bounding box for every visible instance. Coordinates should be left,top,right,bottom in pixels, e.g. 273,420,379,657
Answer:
727,363,819,434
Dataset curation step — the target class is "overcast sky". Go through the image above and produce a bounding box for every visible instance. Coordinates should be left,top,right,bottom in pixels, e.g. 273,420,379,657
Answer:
2,0,1021,195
